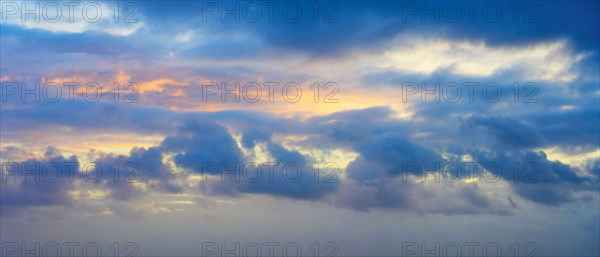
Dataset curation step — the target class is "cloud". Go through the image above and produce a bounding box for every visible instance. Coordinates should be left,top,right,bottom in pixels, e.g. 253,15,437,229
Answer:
344,133,442,182
161,120,244,173
0,24,137,56
1,1,144,36
469,150,598,205
0,147,79,215
92,146,181,200
462,115,545,150
132,0,599,56
1,102,597,216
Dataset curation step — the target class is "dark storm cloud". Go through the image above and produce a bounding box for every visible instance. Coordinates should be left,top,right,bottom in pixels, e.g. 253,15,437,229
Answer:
158,120,340,200
357,61,599,150
302,107,404,148
0,147,79,215
1,100,597,214
239,136,340,199
297,107,598,210
161,120,244,173
1,6,598,253
522,104,600,148
93,146,182,200
347,133,443,179
241,127,271,148
468,149,598,205
298,108,510,213
462,115,545,150
133,0,599,56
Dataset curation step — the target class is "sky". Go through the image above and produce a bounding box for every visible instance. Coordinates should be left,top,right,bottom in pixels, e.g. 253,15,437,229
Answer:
0,0,599,256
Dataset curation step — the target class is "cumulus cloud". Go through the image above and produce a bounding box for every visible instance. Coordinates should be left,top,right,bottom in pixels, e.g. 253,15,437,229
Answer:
462,115,546,150
1,0,598,220
1,147,79,215
161,121,244,173
468,150,598,205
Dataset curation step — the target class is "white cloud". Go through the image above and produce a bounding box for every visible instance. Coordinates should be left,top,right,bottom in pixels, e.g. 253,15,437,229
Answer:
1,1,143,36
378,37,585,82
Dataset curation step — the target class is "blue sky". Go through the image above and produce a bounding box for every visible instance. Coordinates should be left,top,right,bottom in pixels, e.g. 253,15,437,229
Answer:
1,1,599,256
